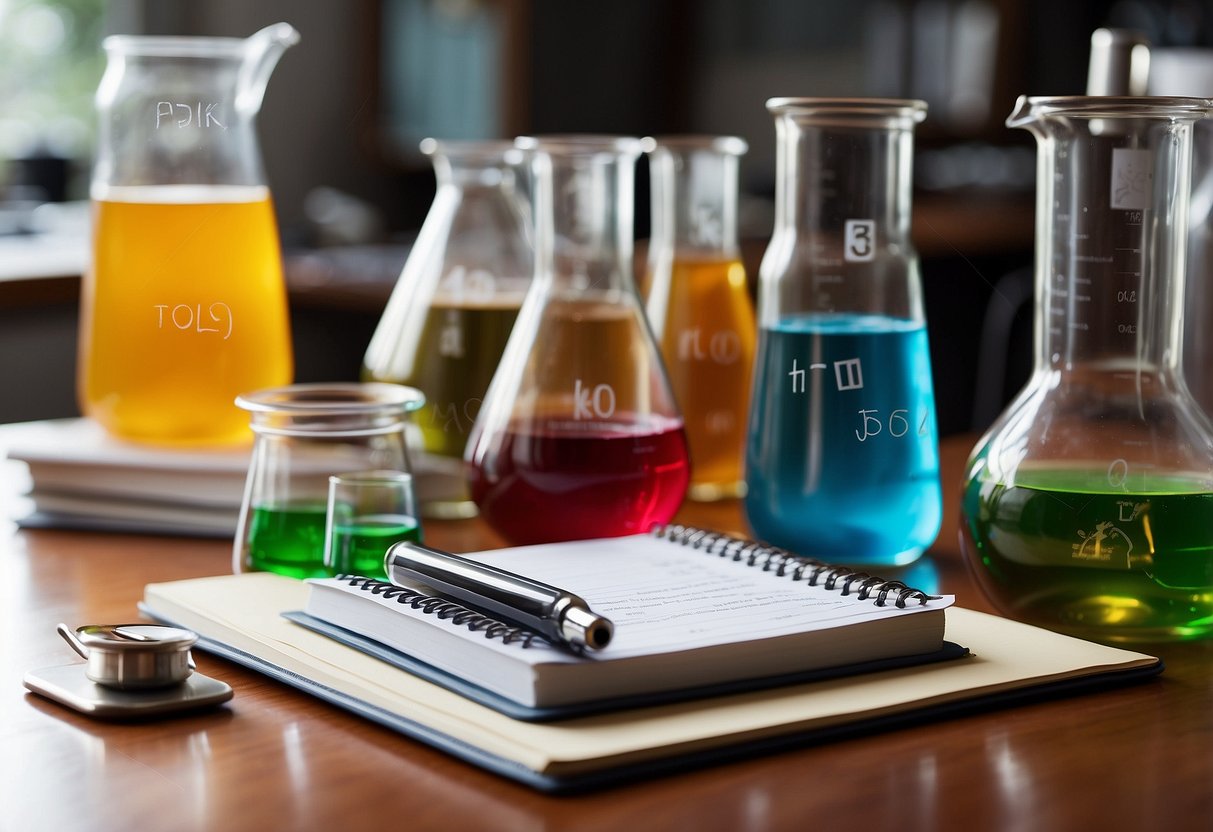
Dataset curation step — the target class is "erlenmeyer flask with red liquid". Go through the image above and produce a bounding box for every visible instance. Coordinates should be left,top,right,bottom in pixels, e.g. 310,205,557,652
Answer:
466,136,690,545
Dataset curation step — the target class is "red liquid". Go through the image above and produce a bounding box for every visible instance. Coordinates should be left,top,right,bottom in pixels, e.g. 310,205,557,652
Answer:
468,416,690,545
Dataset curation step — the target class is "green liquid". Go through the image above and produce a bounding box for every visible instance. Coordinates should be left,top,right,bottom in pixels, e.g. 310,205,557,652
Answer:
329,513,422,580
247,504,329,579
962,464,1213,641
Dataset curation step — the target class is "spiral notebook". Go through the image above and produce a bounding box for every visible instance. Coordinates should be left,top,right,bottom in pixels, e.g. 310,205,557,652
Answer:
289,526,958,717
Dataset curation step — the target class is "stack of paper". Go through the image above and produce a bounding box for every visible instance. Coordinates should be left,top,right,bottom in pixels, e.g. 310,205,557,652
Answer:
1,418,466,537
3,419,247,536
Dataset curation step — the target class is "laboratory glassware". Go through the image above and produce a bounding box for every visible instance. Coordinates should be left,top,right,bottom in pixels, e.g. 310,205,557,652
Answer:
1146,49,1213,419
362,140,532,517
466,136,690,545
1086,28,1150,96
81,24,299,445
644,136,756,501
233,382,424,579
962,96,1213,642
745,98,941,567
324,470,421,581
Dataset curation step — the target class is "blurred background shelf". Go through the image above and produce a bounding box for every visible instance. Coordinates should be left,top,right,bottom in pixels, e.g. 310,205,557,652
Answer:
4,0,1201,433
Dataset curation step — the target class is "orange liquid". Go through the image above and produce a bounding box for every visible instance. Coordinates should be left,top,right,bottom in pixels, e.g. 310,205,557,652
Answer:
80,186,293,444
653,256,756,499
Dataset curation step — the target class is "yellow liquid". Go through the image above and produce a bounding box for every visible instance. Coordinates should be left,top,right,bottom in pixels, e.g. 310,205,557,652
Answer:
654,256,755,499
81,186,293,444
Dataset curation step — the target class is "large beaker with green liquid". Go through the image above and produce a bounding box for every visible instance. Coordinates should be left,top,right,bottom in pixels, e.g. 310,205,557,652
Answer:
962,96,1213,642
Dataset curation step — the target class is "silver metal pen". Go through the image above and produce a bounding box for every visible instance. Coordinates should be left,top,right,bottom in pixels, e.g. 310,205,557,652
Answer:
384,541,614,651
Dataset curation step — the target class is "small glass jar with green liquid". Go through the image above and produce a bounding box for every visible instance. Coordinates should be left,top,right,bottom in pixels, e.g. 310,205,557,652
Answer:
233,383,424,579
324,470,422,580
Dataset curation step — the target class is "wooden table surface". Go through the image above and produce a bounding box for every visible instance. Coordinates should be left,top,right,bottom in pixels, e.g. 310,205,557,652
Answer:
3,435,1211,832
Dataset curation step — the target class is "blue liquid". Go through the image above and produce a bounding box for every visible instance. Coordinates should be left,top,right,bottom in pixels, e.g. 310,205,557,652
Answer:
744,314,942,565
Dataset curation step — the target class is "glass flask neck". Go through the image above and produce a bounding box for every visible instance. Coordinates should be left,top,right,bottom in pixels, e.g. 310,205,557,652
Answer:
1010,96,1210,379
523,137,643,296
760,99,927,325
425,140,523,191
647,137,746,257
770,101,921,247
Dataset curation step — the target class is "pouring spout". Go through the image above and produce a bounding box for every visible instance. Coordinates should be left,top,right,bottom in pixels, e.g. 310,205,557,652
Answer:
1005,95,1037,130
237,22,300,113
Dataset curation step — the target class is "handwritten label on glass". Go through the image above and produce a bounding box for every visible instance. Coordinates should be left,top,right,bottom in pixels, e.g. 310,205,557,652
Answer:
155,102,226,129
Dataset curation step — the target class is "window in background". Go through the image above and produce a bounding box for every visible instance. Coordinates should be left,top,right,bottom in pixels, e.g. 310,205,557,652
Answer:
381,0,506,155
0,0,106,209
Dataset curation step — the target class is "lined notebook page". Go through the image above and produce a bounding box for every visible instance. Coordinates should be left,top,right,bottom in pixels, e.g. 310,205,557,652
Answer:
460,535,953,656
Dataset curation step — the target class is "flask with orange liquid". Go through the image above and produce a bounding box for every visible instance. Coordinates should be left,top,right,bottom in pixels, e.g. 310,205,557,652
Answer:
644,136,755,500
80,24,299,445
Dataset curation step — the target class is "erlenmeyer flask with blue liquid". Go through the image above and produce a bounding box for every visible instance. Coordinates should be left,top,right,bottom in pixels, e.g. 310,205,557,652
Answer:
745,98,941,567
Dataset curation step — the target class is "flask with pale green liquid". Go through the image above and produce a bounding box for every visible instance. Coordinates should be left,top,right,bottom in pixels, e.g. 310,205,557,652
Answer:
362,140,533,519
962,96,1213,642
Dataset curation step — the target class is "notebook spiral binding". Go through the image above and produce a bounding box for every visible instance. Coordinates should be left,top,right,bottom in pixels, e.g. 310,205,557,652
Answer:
334,575,547,648
651,525,938,608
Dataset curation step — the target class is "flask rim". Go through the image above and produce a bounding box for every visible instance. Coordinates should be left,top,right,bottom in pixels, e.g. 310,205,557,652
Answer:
515,135,645,157
103,35,248,58
328,469,415,488
765,97,927,124
420,138,525,164
1007,95,1212,125
235,382,425,416
640,135,749,156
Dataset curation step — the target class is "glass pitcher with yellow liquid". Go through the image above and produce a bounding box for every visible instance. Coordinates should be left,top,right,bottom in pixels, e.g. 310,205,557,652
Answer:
80,23,299,445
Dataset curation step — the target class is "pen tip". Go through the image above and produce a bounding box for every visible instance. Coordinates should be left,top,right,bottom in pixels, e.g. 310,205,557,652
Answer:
587,621,612,649
563,606,613,650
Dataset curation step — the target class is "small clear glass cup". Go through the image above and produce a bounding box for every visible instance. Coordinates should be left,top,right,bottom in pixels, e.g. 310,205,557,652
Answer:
324,470,422,580
232,382,424,578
